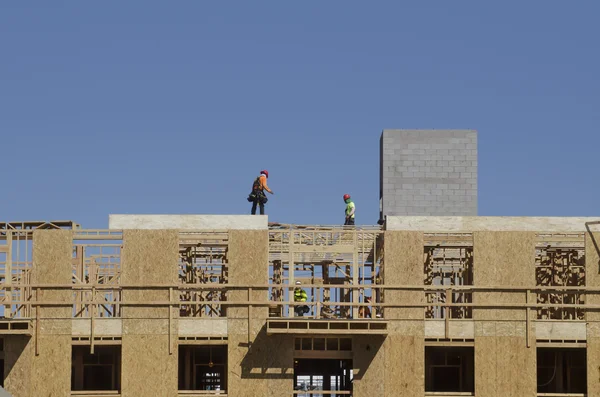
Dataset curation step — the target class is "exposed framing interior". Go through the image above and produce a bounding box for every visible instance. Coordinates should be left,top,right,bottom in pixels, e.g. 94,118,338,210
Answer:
0,229,33,320
536,233,586,321
268,225,384,319
72,231,123,319
424,233,473,320
178,231,228,318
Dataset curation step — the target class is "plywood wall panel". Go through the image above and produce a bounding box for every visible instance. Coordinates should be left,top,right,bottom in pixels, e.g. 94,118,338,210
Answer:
265,334,294,397
586,232,600,321
31,335,71,397
29,231,73,396
227,231,273,395
384,231,424,320
32,230,73,284
353,335,385,396
121,230,179,397
475,336,536,397
121,335,177,397
587,336,600,396
473,232,535,321
384,334,424,397
3,335,33,397
228,230,269,320
586,233,600,395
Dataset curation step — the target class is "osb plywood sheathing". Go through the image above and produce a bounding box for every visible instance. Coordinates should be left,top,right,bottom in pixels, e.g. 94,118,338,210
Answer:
473,231,535,322
473,232,536,397
31,230,73,397
121,230,179,397
586,232,600,395
384,231,424,321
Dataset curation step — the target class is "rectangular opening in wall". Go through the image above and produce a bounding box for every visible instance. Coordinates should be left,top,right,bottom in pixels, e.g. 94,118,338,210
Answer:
178,232,229,318
425,346,474,394
294,359,352,394
71,345,121,391
178,345,227,391
424,235,474,319
537,347,586,394
535,237,586,320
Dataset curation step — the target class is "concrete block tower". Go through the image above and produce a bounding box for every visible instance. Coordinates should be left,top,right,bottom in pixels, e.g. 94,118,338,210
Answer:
380,129,477,218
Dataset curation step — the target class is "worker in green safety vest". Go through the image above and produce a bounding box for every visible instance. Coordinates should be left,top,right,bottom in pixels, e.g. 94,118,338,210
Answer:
294,280,309,316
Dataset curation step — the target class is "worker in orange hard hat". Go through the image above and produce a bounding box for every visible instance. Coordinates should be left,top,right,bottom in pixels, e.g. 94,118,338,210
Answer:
248,170,274,215
343,194,355,225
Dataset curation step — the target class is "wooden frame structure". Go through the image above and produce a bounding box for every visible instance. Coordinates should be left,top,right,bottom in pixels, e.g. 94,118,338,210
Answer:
424,233,473,320
1,222,599,397
268,225,384,320
536,233,586,321
178,231,228,318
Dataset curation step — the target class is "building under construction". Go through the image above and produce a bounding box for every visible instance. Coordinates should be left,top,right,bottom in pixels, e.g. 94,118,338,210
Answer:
1,130,600,397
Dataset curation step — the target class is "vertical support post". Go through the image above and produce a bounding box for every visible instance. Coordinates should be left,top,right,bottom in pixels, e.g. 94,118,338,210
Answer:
288,227,295,318
91,285,95,354
248,287,253,345
526,289,531,348
168,287,173,355
6,231,12,318
74,246,84,317
445,288,451,339
35,287,40,356
352,231,359,319
316,287,321,319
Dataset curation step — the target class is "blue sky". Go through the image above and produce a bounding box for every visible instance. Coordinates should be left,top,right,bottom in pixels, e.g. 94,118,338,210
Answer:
1,1,599,227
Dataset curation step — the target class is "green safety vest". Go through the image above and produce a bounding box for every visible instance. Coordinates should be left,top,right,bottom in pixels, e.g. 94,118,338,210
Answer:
294,288,307,302
345,201,355,218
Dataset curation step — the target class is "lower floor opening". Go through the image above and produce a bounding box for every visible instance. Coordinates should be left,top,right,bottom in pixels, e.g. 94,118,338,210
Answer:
71,345,121,391
425,346,474,394
537,347,587,394
294,359,352,396
178,345,227,391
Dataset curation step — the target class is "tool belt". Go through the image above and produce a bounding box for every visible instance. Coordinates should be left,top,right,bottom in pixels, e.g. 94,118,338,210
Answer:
247,189,268,204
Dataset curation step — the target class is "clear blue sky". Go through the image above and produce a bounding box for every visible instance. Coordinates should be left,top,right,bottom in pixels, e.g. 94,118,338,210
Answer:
2,2,599,228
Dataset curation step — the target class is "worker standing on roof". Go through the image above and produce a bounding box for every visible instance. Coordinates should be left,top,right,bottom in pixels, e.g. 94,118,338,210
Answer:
248,170,274,215
343,194,355,226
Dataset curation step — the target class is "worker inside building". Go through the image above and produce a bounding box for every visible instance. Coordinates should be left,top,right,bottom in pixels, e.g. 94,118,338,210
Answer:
294,281,310,316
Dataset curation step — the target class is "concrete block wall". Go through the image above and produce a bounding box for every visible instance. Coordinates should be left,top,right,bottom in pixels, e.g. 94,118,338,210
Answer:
380,129,477,218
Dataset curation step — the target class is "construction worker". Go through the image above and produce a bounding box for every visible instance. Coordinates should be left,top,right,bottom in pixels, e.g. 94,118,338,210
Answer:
249,170,274,215
359,296,372,318
343,194,355,225
294,280,309,316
